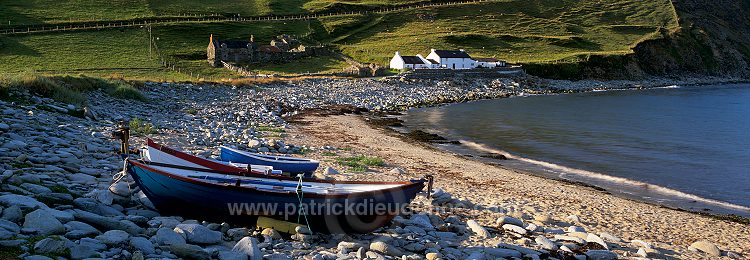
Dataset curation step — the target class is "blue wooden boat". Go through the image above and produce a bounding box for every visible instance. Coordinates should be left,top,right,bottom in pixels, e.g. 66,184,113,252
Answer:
145,139,283,176
220,146,320,177
126,159,429,233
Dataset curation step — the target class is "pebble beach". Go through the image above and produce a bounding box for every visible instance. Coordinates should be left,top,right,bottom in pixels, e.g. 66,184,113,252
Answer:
0,75,748,260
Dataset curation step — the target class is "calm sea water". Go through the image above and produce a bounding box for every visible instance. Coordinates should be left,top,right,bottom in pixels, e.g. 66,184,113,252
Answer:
402,84,750,216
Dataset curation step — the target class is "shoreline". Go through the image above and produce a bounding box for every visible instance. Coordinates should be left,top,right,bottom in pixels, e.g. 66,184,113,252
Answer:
367,111,750,223
292,115,750,258
2,74,749,259
381,82,750,220
287,113,750,258
257,74,750,115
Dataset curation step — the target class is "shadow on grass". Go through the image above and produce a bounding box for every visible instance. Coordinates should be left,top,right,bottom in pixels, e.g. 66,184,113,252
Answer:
0,3,44,28
0,36,41,56
269,0,312,15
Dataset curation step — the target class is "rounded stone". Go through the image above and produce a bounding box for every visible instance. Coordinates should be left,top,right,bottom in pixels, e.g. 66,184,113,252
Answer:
690,240,721,257
261,228,282,240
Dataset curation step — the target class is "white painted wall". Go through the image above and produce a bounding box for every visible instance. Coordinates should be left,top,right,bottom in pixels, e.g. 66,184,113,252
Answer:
444,58,476,69
391,52,433,69
425,51,442,68
390,52,406,70
395,49,506,70
477,61,492,68
477,61,506,68
426,49,477,69
416,54,438,69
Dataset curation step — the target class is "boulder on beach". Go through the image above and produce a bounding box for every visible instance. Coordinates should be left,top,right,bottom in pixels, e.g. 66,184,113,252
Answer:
408,214,434,230
73,210,144,235
535,235,558,251
389,167,406,174
466,220,491,238
129,236,156,255
64,220,101,239
324,167,339,175
174,223,222,244
370,241,404,257
170,243,210,260
232,236,262,260
95,229,130,246
33,236,71,255
23,209,65,235
70,243,101,259
0,194,48,210
152,227,187,246
261,227,282,240
689,240,721,257
497,216,524,227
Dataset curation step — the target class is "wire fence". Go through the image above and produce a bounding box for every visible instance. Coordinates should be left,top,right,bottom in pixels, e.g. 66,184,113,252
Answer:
147,27,218,82
1,0,497,81
0,0,493,35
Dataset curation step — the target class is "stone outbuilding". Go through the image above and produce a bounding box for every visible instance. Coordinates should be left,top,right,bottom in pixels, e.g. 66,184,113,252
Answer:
207,34,325,67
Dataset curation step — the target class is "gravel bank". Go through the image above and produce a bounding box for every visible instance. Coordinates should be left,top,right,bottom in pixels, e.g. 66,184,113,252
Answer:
0,75,746,259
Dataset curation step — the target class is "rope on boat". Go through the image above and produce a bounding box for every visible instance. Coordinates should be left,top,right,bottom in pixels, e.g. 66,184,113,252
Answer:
295,174,312,233
109,159,132,198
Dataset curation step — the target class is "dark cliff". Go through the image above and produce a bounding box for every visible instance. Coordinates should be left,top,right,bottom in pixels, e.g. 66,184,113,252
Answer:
525,0,750,80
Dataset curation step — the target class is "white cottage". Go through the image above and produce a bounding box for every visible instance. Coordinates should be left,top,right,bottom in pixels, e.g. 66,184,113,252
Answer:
390,52,434,70
475,58,507,68
426,49,476,69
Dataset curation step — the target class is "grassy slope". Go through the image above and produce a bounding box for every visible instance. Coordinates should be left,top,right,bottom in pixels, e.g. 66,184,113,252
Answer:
0,29,188,80
335,0,678,64
150,20,348,78
0,0,420,25
0,0,678,80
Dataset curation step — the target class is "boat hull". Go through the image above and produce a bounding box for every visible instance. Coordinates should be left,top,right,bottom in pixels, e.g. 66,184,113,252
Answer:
127,160,424,233
220,146,319,176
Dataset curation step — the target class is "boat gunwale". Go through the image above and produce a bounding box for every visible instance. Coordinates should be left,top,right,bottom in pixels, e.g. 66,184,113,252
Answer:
128,159,426,199
147,139,415,184
147,138,268,174
220,146,321,164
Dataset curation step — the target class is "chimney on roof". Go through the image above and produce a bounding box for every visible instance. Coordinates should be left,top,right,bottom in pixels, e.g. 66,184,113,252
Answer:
210,34,214,43
250,35,255,43
459,49,465,52
431,49,436,53
395,51,400,56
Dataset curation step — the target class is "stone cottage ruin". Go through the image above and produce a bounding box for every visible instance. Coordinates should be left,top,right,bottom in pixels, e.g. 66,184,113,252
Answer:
207,34,328,67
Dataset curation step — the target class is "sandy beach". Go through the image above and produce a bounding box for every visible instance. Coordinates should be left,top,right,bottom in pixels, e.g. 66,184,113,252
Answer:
2,77,749,259
287,114,750,259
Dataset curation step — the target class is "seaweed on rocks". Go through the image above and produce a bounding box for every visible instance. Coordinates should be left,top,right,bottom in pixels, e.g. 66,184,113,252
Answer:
285,104,368,123
366,116,404,127
479,153,508,160
407,130,445,142
406,130,460,144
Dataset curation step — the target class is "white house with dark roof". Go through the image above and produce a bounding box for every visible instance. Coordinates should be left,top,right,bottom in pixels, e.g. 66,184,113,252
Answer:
426,49,476,69
390,49,507,70
390,52,435,70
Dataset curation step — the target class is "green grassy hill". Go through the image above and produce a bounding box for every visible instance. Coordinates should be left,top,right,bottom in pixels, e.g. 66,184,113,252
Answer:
333,0,678,64
0,0,679,81
0,0,422,24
